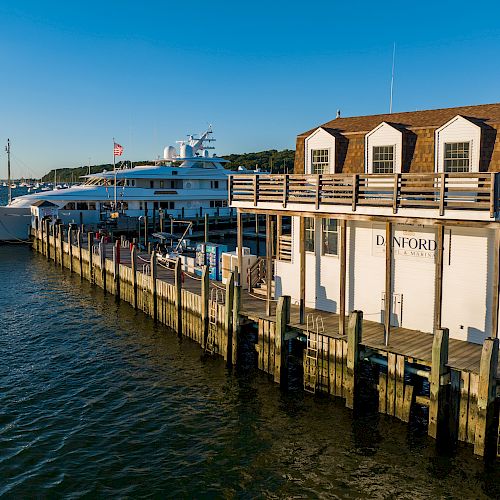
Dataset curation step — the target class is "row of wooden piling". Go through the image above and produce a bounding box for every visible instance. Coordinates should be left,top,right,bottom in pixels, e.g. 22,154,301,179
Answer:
32,221,499,459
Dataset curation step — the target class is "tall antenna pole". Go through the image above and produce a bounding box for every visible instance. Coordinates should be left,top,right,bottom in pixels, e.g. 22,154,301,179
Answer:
6,138,11,204
88,157,91,176
389,42,396,114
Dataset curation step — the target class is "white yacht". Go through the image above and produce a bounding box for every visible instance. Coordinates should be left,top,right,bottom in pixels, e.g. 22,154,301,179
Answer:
0,127,252,241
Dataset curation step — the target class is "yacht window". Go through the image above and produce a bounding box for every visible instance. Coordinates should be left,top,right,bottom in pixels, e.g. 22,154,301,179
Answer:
150,181,154,189
170,180,176,189
209,200,228,208
76,202,88,210
159,180,164,188
172,170,178,175
211,180,219,189
65,202,76,210
139,202,144,210
154,202,159,210
88,202,96,210
119,202,128,210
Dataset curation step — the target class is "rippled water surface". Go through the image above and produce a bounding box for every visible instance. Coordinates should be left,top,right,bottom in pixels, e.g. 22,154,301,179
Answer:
1,246,500,498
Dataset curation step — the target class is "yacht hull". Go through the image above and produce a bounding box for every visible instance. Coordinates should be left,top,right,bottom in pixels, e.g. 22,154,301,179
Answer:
0,207,31,241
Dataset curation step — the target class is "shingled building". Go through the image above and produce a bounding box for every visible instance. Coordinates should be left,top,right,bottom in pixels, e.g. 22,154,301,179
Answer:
294,103,500,175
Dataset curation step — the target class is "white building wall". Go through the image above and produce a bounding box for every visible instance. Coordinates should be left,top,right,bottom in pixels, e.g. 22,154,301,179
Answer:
305,128,336,174
435,116,481,172
274,217,493,344
365,122,403,173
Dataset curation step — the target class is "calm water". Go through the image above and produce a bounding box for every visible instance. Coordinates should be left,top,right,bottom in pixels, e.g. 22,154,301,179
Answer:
1,237,500,497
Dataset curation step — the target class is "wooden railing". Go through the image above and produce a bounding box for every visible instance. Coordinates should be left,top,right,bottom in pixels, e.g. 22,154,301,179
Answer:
229,173,499,217
277,234,292,262
248,257,266,291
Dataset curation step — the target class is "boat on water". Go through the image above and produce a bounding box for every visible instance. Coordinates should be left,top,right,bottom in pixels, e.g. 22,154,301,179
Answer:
0,127,255,241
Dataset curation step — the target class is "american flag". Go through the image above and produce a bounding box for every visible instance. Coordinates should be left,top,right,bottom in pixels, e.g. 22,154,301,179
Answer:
113,142,123,157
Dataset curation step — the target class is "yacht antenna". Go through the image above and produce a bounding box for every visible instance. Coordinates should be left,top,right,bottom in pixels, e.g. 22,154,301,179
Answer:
88,157,91,176
389,42,396,114
5,139,11,204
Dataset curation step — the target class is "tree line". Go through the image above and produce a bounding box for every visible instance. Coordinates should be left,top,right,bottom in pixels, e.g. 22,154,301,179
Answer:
41,149,295,182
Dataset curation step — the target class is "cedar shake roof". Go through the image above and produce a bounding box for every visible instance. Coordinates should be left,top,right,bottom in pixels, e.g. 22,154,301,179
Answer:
299,103,500,137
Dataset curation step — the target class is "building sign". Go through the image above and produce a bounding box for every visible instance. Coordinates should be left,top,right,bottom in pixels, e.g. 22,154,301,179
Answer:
372,224,440,262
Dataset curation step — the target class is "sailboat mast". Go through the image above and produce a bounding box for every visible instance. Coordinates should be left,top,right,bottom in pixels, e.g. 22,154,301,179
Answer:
6,138,11,204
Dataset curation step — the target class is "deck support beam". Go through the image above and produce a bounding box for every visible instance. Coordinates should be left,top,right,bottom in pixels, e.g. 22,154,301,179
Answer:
345,310,363,409
434,224,444,331
237,210,243,288
339,219,347,336
491,227,500,339
299,216,306,325
384,221,392,345
266,214,272,317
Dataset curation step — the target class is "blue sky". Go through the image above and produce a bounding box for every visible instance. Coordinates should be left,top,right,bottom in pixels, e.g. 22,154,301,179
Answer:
1,0,499,177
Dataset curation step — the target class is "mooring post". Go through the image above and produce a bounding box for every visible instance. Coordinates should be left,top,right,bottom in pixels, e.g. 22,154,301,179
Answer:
232,265,241,365
53,225,58,266
88,232,94,284
77,228,83,277
474,337,499,457
58,225,64,269
131,245,138,309
175,257,182,337
114,239,120,300
224,271,235,364
68,227,73,273
40,220,45,256
100,240,106,292
204,213,209,242
274,295,291,386
150,250,158,321
428,327,449,440
201,265,210,348
345,310,363,410
45,220,50,260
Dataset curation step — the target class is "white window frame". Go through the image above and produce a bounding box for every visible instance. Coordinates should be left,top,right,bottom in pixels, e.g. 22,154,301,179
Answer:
304,217,315,253
443,141,471,173
372,145,395,174
321,218,338,256
311,149,330,174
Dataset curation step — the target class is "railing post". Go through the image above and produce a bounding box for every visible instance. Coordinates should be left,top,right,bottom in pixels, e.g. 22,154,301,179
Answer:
253,175,259,206
490,172,496,218
392,173,400,214
439,173,446,216
282,174,288,208
315,174,321,210
228,175,233,205
351,174,358,212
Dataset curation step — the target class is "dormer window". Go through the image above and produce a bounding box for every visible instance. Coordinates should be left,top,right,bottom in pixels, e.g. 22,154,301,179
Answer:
435,116,480,173
311,149,329,174
444,142,470,172
372,146,394,173
365,122,402,174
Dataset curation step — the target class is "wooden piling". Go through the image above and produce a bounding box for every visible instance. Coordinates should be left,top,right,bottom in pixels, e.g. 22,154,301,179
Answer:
274,295,291,386
131,245,138,309
150,251,158,320
428,327,449,440
77,229,83,277
114,240,120,300
224,271,235,364
474,337,499,456
58,226,63,268
345,310,363,409
100,241,106,292
87,232,94,284
175,258,182,337
204,213,209,242
232,267,241,365
201,266,209,348
68,228,73,273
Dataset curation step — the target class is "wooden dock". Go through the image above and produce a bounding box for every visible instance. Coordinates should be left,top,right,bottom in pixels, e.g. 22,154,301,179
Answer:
32,222,500,460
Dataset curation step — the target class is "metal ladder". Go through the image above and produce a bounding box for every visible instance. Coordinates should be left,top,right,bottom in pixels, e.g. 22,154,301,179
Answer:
206,287,224,354
141,264,150,312
304,314,325,394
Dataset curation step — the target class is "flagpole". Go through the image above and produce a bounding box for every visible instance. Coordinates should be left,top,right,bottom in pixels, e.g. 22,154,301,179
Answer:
113,137,117,211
